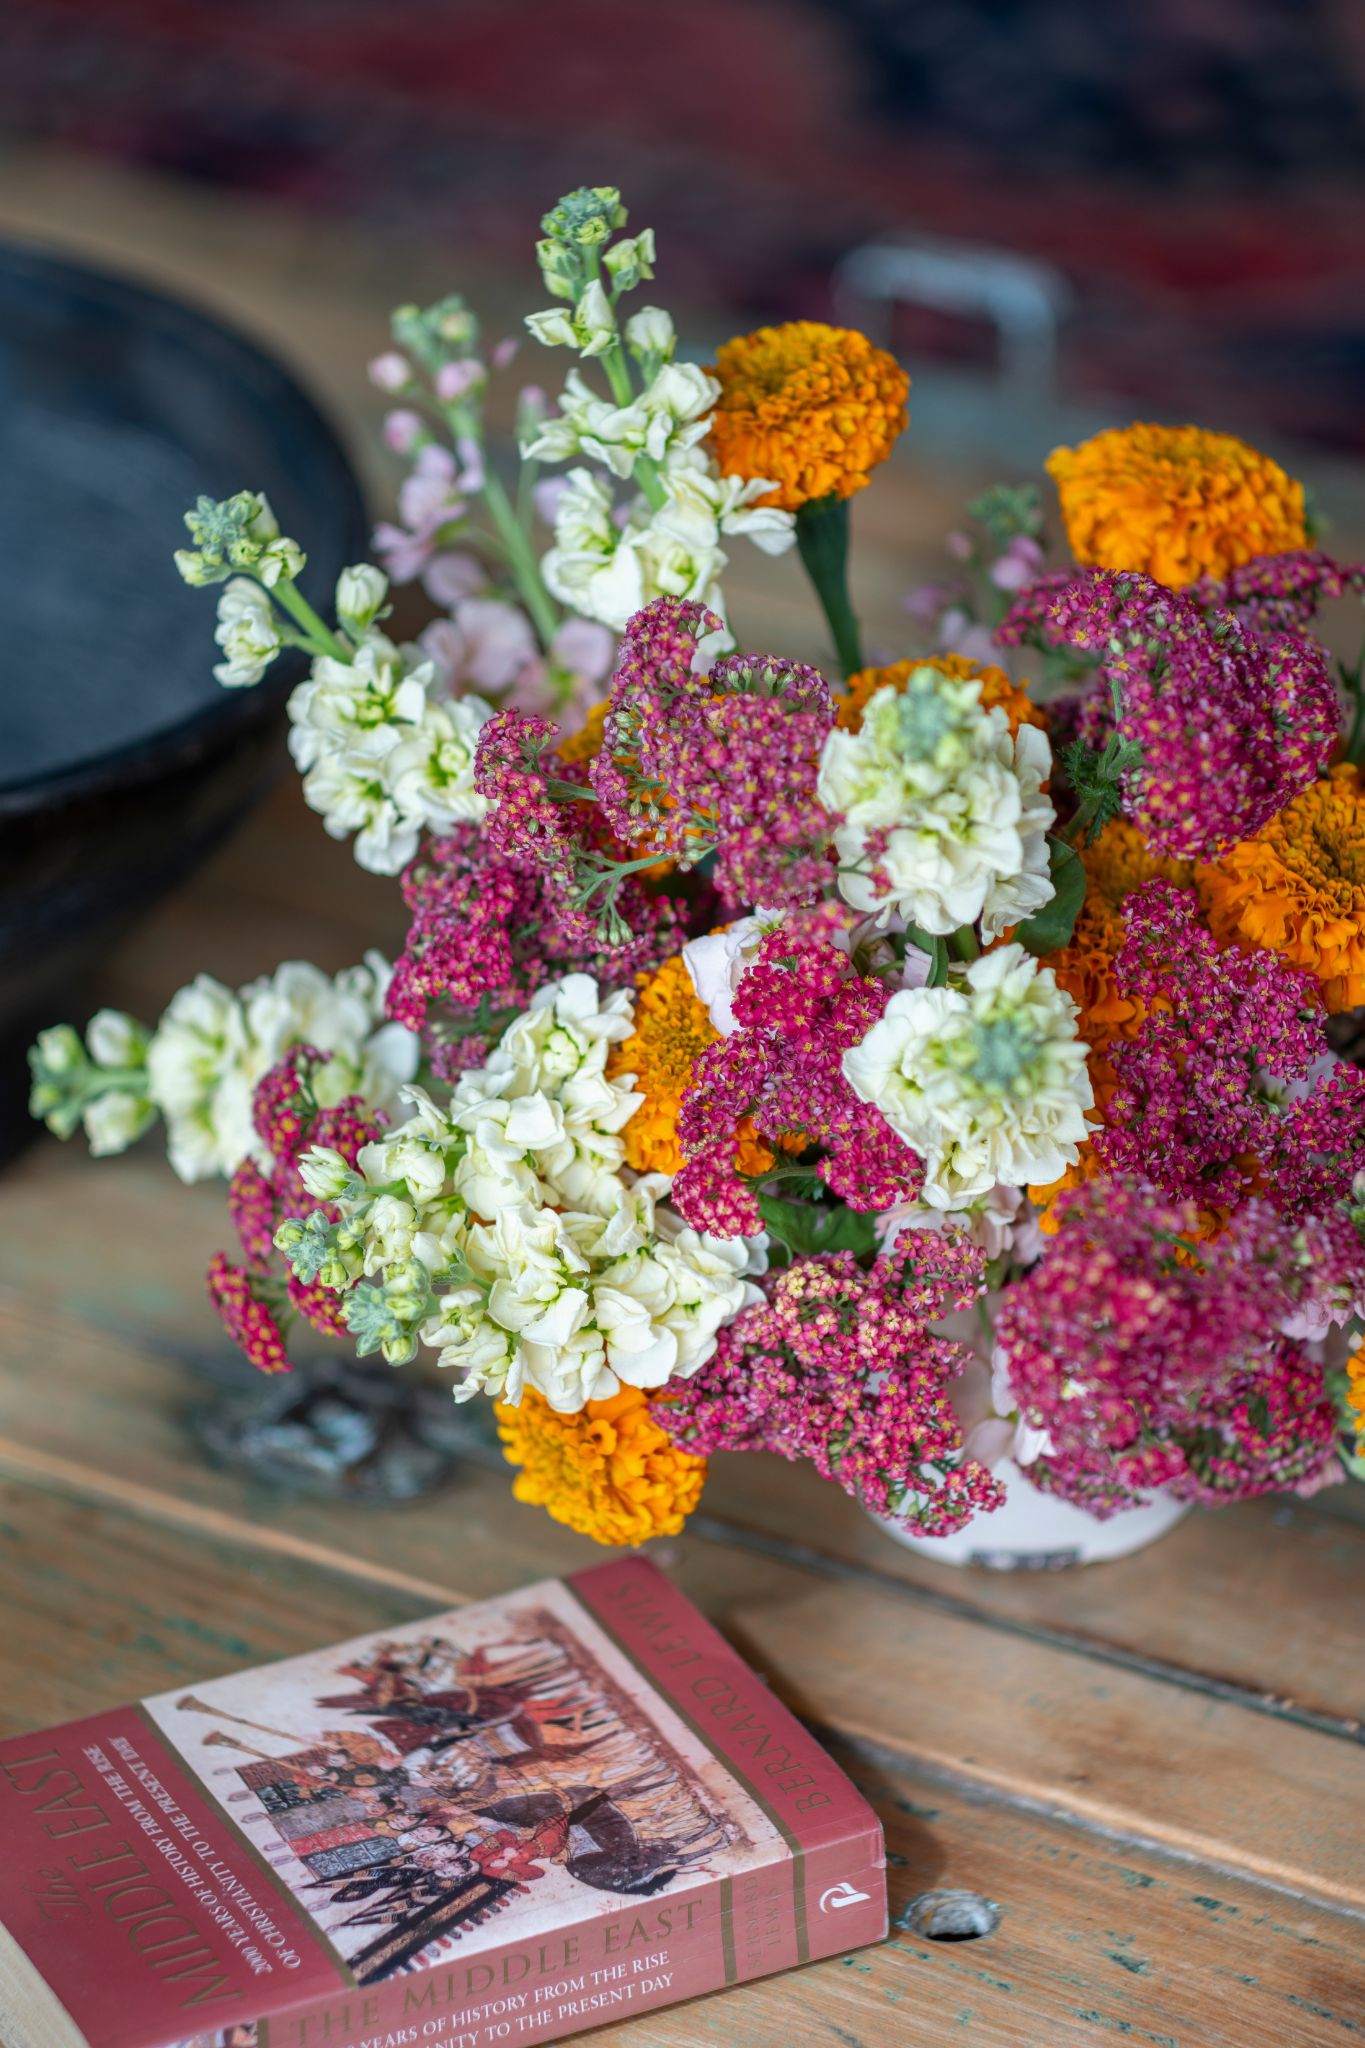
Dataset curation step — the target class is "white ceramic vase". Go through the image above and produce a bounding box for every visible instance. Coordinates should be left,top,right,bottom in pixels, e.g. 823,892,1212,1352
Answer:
877,1457,1189,1570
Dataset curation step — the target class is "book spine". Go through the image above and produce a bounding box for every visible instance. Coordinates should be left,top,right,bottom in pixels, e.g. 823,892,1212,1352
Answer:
249,1830,886,2048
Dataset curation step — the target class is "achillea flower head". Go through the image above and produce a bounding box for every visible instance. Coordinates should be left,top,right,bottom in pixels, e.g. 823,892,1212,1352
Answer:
1191,549,1365,636
1046,424,1307,588
227,1157,278,1271
672,917,922,1233
995,1177,1339,1516
1170,1338,1341,1507
707,322,909,512
1043,820,1195,1105
473,709,579,882
207,1253,290,1374
999,569,1338,859
386,822,679,1059
843,944,1092,1209
662,1239,1003,1535
1097,882,1365,1218
1196,766,1365,1013
250,1042,326,1166
212,1052,387,1371
818,662,1055,937
605,954,773,1178
837,653,1046,739
496,1385,707,1547
286,1269,351,1339
591,597,836,911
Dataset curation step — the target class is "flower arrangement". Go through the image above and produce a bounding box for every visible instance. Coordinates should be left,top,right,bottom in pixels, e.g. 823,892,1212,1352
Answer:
32,187,1365,1549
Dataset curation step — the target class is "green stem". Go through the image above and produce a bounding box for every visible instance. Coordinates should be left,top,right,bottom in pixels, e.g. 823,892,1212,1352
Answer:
794,495,863,678
480,464,560,650
1057,792,1101,848
271,580,351,662
598,340,666,515
947,926,980,963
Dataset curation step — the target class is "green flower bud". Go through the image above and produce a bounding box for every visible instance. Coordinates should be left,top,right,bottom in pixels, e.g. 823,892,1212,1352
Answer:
540,186,627,250
603,228,655,293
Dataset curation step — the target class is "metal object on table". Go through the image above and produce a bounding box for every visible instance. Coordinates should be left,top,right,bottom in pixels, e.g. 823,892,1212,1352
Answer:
834,233,1072,415
190,1356,493,1504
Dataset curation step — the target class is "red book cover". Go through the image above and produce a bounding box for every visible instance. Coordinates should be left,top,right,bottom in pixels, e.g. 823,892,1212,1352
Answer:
0,1558,886,2048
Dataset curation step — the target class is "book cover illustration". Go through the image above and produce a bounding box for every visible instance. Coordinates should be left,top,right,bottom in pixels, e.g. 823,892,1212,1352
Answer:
142,1578,778,2023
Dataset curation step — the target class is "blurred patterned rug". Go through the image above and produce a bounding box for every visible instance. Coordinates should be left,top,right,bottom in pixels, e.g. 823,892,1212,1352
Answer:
6,0,1365,446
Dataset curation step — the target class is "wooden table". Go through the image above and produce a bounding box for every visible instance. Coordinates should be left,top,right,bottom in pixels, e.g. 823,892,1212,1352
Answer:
2,142,1365,2048
1,781,1364,2047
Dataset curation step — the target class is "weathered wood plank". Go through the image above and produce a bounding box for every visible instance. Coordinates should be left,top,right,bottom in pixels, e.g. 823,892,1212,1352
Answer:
2,1196,1362,1745
0,1296,1362,1914
0,1476,1359,2048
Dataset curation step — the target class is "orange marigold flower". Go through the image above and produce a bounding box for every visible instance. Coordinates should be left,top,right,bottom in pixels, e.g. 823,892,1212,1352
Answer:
707,321,909,513
496,1386,706,1546
1028,1145,1103,1233
1032,820,1196,1140
1028,1147,1228,1244
1347,1342,1365,1449
1046,820,1196,1054
609,954,772,1176
837,653,1046,738
1046,423,1307,589
1195,766,1365,1014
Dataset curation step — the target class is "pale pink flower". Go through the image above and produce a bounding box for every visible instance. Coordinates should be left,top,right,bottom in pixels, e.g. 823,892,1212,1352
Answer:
368,351,411,392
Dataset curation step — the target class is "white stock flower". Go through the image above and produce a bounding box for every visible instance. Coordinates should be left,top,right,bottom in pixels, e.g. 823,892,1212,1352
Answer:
288,632,491,873
336,563,389,632
212,578,282,687
817,668,1055,938
525,361,717,481
843,945,1092,1208
524,279,617,358
660,453,794,556
682,910,785,1034
301,745,423,875
146,957,418,1183
624,306,676,362
539,469,643,630
287,640,430,773
82,1091,155,1157
443,1177,761,1412
300,975,767,1412
86,1009,146,1069
384,696,494,834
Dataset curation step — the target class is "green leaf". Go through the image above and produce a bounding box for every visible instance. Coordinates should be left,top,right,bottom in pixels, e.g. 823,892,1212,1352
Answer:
1014,836,1086,956
755,1194,879,1258
903,924,951,988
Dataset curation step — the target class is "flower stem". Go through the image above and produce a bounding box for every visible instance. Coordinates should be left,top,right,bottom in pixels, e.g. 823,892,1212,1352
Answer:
795,494,863,678
480,463,561,651
271,580,351,662
948,926,980,963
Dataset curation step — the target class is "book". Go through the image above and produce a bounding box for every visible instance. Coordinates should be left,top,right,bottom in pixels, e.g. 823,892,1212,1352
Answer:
0,1555,887,2048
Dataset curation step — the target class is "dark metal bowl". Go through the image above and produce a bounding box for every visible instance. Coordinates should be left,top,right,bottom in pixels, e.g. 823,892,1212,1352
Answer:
0,243,369,1160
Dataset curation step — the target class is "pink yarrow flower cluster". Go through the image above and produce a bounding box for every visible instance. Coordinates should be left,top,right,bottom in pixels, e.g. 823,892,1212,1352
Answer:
671,914,923,1236
1097,883,1365,1219
995,1178,1343,1517
590,597,837,910
998,568,1337,857
210,1047,387,1370
1190,549,1365,637
386,820,679,1072
662,1238,1005,1534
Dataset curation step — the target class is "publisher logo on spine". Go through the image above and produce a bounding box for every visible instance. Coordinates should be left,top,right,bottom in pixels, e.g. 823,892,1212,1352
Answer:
819,1882,872,1913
